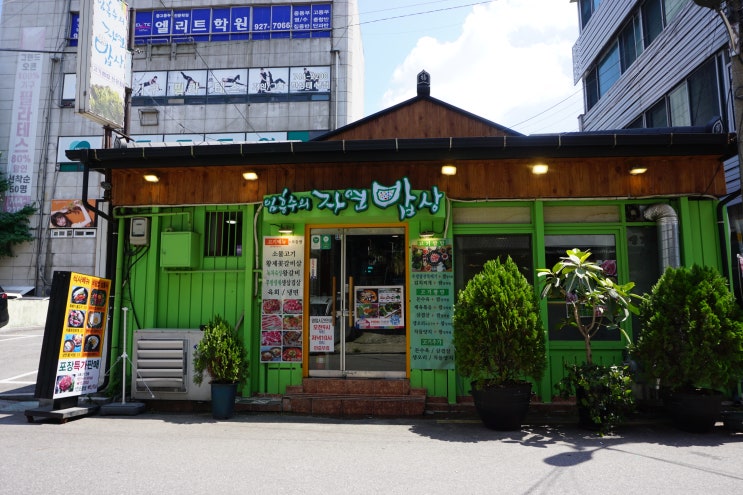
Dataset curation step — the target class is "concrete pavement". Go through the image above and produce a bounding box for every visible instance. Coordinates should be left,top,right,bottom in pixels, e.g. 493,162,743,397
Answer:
0,407,742,495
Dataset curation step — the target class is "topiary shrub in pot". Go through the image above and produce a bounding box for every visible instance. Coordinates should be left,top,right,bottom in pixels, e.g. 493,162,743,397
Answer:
194,315,249,419
538,248,643,434
632,264,743,432
452,256,546,430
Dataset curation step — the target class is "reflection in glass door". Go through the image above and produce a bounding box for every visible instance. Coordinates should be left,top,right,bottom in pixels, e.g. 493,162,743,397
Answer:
308,227,407,377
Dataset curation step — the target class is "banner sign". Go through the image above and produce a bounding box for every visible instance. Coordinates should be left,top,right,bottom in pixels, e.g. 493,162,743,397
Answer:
75,0,131,128
5,50,43,212
71,3,332,45
260,236,305,363
54,273,111,398
410,239,455,369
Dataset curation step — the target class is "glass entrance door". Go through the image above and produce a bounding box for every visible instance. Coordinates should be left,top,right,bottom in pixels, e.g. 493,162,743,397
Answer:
308,227,407,377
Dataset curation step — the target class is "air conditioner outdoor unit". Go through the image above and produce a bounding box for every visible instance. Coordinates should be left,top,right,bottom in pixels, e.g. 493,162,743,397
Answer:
131,329,211,401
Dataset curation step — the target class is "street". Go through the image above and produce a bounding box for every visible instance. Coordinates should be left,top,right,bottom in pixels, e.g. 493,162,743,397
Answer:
1,325,743,494
0,409,742,494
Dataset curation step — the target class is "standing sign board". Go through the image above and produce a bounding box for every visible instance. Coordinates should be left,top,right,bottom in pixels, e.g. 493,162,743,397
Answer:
28,271,111,422
54,273,110,398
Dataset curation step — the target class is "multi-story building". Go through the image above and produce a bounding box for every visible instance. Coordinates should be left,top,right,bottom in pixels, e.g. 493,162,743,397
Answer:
0,0,363,295
571,0,743,292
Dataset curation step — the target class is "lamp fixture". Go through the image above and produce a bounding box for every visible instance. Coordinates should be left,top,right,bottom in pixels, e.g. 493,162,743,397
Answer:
419,231,434,238
531,164,549,175
629,166,647,175
242,171,258,181
277,225,293,234
143,173,160,183
441,165,457,176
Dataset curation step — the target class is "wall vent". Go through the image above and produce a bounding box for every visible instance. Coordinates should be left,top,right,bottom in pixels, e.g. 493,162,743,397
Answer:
131,329,211,401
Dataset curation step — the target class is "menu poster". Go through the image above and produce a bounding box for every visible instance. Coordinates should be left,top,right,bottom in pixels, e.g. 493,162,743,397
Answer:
54,272,110,398
354,286,404,330
260,236,304,363
410,239,455,369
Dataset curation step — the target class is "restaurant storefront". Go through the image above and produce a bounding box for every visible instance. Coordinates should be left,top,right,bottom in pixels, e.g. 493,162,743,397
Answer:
69,82,737,408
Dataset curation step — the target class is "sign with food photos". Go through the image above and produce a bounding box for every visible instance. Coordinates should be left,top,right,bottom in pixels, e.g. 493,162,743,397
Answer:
260,236,304,363
54,272,110,398
353,286,404,330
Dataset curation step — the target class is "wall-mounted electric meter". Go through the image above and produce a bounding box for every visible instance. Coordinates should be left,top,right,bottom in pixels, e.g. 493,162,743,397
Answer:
129,217,150,246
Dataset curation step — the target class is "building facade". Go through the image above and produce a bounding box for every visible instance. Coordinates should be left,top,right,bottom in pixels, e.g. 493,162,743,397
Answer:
68,77,736,408
571,0,743,295
0,0,363,295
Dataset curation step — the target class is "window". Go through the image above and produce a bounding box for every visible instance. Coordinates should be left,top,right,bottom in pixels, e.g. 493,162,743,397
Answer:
687,57,722,126
579,0,603,29
598,43,620,97
664,0,686,24
544,234,620,341
641,0,663,47
647,99,668,128
669,83,691,126
585,68,599,110
204,211,243,257
454,235,532,291
619,16,643,72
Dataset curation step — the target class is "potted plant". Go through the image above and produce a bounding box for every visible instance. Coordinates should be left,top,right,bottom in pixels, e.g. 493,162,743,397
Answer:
193,315,249,419
538,248,643,434
632,264,743,432
452,256,546,430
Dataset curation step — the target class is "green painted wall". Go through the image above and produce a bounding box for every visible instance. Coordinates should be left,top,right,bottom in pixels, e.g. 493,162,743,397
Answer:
111,197,725,404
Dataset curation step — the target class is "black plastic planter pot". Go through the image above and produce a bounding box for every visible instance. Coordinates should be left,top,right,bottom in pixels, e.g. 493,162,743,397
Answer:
664,390,722,433
471,382,532,431
210,382,238,419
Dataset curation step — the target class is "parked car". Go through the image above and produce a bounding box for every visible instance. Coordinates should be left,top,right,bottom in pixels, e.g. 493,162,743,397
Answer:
0,286,9,328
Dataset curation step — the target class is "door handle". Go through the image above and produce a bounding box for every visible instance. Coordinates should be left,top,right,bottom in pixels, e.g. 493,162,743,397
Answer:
348,276,354,328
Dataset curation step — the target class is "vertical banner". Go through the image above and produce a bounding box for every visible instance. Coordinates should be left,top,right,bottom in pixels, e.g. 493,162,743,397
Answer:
410,239,455,369
5,49,44,212
75,0,131,128
260,236,304,363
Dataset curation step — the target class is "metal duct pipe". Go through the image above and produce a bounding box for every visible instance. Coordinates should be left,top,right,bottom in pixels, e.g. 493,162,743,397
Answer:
643,204,680,272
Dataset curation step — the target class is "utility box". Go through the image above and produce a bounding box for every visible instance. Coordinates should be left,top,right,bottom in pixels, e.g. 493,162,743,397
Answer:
160,232,201,268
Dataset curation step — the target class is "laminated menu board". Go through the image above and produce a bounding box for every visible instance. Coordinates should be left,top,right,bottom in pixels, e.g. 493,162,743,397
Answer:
260,236,304,363
410,239,455,369
354,286,404,330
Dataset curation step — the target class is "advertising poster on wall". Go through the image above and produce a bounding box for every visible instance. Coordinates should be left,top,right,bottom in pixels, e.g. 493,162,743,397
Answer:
410,239,455,369
260,236,304,363
53,273,110,398
353,286,404,330
49,199,97,229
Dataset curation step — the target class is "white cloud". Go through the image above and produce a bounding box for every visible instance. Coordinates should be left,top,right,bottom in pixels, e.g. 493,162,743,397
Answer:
380,1,583,134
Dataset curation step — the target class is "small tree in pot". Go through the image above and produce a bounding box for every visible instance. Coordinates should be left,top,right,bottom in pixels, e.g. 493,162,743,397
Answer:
194,315,249,419
632,264,743,432
538,249,643,434
452,257,546,430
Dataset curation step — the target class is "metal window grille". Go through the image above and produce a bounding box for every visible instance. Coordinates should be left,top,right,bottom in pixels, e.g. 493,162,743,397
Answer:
204,211,242,257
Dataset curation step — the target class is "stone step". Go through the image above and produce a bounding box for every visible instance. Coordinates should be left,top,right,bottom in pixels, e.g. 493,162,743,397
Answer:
283,393,426,417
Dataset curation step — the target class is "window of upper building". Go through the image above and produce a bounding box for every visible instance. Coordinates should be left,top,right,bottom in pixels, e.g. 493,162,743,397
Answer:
579,0,603,29
584,0,690,112
627,54,727,129
598,42,621,98
619,15,644,72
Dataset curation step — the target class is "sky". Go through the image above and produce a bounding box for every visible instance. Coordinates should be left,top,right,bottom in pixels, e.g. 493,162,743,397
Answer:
356,0,583,135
